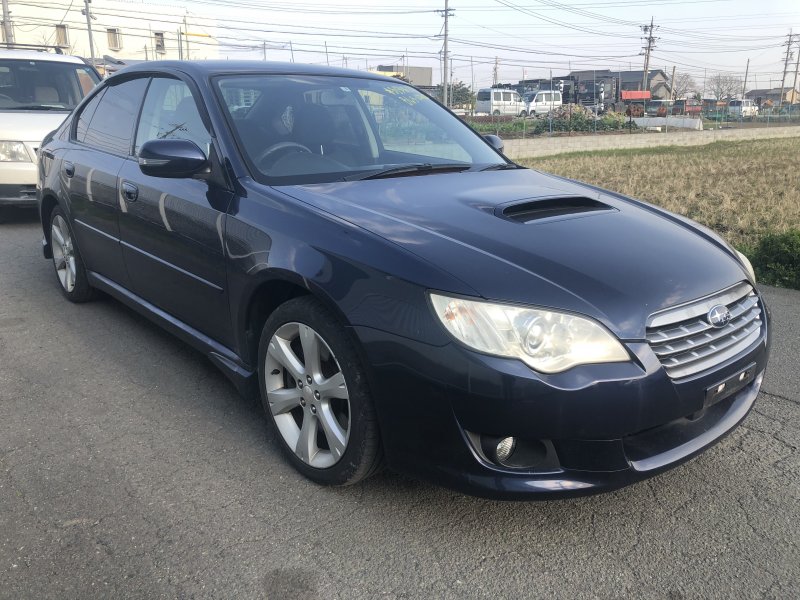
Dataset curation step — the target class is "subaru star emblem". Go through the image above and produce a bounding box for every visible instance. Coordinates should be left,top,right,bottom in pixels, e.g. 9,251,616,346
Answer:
707,305,732,328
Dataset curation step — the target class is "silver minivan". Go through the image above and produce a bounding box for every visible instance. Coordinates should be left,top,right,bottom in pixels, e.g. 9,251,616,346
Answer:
524,90,563,116
475,88,526,116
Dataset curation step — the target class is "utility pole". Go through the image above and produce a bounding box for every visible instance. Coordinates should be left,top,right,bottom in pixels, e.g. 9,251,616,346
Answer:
177,28,183,60
470,55,475,97
439,0,453,107
793,36,800,102
450,57,454,106
492,57,499,87
183,15,190,60
289,41,294,63
779,30,793,109
263,41,267,61
640,17,656,93
82,0,95,62
324,41,329,66
670,65,676,100
2,0,15,48
742,58,749,100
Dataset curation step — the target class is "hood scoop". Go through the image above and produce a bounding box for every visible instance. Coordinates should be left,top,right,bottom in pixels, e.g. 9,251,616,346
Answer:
498,196,615,224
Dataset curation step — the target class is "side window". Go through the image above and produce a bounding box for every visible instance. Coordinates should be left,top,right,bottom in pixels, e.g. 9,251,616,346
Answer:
135,77,211,155
82,78,149,155
493,91,501,101
502,92,512,102
554,92,562,102
75,88,106,142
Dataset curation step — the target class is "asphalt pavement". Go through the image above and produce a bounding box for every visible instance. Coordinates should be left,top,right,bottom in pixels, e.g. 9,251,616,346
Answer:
1,207,798,599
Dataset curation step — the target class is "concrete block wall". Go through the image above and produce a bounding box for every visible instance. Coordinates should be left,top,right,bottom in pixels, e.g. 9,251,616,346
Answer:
503,125,800,159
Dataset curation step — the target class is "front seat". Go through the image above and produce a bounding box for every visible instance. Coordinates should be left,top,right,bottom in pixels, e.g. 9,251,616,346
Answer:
34,86,60,103
292,103,335,155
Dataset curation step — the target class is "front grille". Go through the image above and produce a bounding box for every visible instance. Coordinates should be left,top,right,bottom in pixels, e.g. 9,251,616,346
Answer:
646,282,763,379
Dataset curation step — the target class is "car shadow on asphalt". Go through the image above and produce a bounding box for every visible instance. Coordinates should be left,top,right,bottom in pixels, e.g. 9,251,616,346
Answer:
0,206,39,225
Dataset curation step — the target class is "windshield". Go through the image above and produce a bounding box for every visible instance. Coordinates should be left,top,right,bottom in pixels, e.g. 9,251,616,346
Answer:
0,59,100,111
215,74,505,185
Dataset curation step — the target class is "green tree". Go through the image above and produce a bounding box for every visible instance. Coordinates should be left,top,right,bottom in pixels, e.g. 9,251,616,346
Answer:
431,81,474,107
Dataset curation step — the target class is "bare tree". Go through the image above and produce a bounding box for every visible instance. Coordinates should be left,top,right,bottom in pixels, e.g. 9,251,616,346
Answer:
706,73,743,99
671,72,698,99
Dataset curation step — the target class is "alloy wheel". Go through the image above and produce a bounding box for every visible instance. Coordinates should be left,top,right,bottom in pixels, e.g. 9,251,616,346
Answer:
51,215,77,293
265,322,351,469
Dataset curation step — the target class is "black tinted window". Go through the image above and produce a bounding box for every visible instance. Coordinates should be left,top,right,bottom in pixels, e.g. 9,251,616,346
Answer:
75,88,106,142
82,77,149,155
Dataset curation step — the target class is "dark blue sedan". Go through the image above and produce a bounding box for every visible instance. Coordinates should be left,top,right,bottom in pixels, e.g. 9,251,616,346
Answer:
37,61,769,499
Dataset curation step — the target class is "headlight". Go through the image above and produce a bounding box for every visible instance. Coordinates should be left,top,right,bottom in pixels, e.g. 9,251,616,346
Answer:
429,293,629,373
0,141,31,162
735,250,756,283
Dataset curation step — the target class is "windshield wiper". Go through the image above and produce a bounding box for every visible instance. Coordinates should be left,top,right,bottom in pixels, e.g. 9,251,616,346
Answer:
343,163,472,181
7,105,70,111
480,163,522,171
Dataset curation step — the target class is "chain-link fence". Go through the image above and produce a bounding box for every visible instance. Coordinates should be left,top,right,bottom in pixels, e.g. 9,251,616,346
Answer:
462,91,800,139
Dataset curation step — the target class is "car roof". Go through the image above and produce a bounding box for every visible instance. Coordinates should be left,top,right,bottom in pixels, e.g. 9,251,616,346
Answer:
113,60,397,82
0,50,87,64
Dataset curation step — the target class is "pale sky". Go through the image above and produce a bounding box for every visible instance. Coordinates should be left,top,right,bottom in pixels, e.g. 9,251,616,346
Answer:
43,0,800,91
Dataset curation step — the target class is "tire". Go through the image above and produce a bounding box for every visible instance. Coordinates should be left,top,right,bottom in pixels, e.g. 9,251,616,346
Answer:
492,110,501,116
257,296,383,486
49,206,95,302
519,110,527,117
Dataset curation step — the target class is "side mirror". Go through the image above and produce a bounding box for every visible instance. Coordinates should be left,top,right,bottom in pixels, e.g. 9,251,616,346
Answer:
138,139,208,178
483,134,504,153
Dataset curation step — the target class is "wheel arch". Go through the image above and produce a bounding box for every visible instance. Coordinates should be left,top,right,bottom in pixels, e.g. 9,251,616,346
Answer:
240,270,357,370
39,192,60,243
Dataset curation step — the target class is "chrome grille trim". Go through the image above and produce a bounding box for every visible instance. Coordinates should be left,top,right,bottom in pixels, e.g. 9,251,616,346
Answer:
646,283,763,379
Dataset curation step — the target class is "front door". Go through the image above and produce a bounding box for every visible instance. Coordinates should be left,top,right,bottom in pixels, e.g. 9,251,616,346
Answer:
117,76,233,347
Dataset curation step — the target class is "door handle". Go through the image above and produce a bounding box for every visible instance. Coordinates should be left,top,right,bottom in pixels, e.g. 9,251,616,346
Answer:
121,181,138,202
63,161,74,178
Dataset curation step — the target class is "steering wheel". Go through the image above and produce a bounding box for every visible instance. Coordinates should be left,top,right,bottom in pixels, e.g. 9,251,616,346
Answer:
254,141,312,168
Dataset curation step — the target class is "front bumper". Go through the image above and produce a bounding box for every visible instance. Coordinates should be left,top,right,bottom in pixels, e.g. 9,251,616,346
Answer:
355,296,770,499
0,161,38,207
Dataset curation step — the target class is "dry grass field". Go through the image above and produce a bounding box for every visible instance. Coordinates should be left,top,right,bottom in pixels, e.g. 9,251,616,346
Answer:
522,137,800,250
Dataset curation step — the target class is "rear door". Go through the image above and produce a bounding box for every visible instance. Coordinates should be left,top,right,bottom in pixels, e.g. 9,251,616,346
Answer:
67,77,149,287
117,76,234,346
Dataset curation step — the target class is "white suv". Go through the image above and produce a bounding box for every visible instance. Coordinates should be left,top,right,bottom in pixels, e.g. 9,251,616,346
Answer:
0,51,100,216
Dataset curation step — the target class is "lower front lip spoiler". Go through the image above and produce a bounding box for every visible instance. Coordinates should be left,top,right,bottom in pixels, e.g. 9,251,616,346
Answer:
629,371,763,472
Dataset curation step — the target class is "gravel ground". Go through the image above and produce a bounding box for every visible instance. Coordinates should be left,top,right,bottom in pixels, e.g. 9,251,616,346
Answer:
1,207,798,599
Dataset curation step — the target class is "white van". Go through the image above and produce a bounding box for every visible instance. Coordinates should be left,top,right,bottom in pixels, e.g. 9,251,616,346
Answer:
525,90,563,116
475,88,526,116
0,50,100,217
728,99,757,118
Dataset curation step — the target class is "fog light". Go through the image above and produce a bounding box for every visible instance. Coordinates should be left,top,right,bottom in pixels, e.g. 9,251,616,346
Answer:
495,436,516,463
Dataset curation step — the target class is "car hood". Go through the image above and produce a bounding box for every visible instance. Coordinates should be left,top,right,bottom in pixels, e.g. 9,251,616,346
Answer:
275,169,748,339
0,110,69,144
